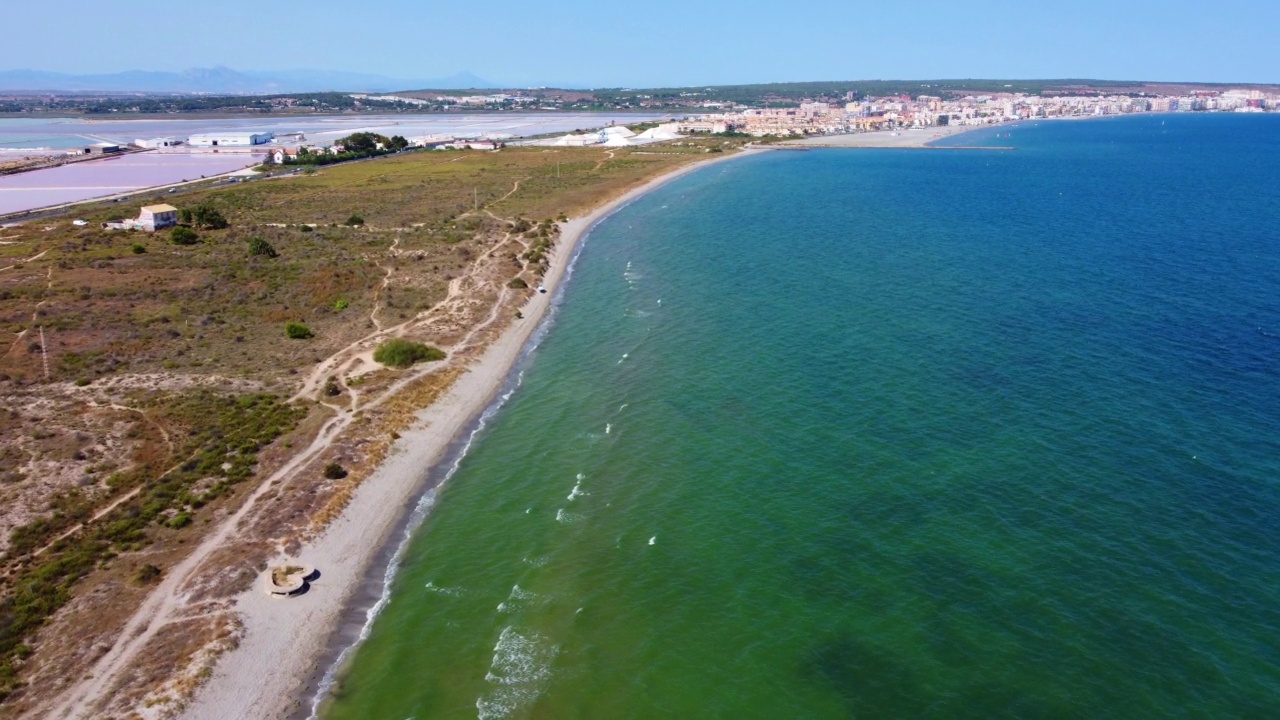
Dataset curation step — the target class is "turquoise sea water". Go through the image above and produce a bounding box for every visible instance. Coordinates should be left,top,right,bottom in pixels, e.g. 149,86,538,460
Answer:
321,114,1280,719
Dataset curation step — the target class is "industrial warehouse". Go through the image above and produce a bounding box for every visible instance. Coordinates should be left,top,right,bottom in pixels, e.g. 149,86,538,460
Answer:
186,132,274,147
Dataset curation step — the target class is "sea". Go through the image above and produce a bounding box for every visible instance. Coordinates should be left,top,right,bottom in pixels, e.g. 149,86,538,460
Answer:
317,113,1280,719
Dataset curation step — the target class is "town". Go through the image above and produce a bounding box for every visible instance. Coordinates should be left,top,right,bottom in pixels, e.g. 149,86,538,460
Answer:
672,87,1280,136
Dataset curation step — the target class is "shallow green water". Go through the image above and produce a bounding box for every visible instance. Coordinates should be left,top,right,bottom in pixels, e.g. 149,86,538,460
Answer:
322,114,1280,719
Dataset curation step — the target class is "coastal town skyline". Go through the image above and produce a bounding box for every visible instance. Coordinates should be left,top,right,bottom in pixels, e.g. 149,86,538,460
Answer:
3,0,1278,87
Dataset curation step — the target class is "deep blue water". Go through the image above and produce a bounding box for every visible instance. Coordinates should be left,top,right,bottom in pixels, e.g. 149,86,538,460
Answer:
326,113,1280,719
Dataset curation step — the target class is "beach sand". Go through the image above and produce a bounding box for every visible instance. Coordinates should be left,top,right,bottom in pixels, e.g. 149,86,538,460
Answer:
776,124,988,148
173,148,756,720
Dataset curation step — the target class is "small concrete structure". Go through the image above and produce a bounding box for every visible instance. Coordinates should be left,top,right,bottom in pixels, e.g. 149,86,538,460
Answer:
263,564,318,597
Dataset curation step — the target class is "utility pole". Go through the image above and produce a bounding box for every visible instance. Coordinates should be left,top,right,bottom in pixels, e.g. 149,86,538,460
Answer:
39,326,49,380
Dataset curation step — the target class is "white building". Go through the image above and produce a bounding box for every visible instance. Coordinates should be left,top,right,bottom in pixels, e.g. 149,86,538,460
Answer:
187,132,273,147
102,204,179,232
135,137,182,149
138,204,179,231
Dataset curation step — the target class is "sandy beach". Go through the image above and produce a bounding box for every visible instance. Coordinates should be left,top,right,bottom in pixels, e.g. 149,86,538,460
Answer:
776,124,992,148
139,148,758,720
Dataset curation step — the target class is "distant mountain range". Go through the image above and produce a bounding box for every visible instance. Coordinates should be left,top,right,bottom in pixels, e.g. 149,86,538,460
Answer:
0,67,496,94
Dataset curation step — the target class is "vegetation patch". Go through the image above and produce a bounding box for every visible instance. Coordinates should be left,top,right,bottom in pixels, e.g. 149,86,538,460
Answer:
170,226,199,245
247,236,277,258
373,338,445,368
0,391,305,700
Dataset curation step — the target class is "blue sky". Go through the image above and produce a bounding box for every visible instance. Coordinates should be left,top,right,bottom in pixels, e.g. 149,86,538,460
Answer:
4,0,1277,86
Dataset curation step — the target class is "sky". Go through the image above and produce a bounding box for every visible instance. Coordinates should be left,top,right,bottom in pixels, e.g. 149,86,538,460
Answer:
3,0,1277,87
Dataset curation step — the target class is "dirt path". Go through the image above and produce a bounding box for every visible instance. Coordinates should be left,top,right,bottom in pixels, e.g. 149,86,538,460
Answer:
0,248,48,272
592,150,616,172
32,403,176,558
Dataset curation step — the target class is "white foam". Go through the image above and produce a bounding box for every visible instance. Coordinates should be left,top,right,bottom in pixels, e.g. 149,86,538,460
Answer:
508,584,537,601
555,508,584,524
605,423,612,434
423,581,465,597
477,627,558,719
567,481,587,501
649,536,657,546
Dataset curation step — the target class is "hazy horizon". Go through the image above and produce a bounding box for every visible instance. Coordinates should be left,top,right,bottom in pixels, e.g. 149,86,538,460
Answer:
1,0,1276,88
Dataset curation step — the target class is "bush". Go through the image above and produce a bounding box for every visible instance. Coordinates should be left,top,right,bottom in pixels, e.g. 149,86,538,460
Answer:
507,277,528,289
168,512,192,529
131,243,147,254
345,214,365,227
190,203,228,230
373,338,445,368
134,564,162,585
323,463,348,480
285,322,313,340
333,298,349,311
299,224,314,232
171,226,199,245
248,236,277,258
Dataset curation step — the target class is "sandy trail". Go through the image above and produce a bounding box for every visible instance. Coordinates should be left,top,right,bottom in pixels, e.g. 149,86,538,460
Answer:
0,248,48,272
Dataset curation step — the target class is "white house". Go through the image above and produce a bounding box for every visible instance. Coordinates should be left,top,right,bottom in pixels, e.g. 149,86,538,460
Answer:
102,204,179,232
137,204,179,231
270,148,300,164
187,132,273,147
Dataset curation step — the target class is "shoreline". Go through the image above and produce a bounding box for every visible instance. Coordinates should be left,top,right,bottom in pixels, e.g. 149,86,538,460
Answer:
179,147,759,720
775,123,990,149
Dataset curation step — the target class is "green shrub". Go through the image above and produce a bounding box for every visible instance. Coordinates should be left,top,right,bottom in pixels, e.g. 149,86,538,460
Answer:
345,214,365,227
168,512,192,529
323,463,348,480
507,277,528,289
190,203,228,230
130,243,147,254
299,224,314,232
248,236,277,258
285,322,313,340
373,338,445,368
134,564,162,584
333,298,349,311
171,226,199,245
